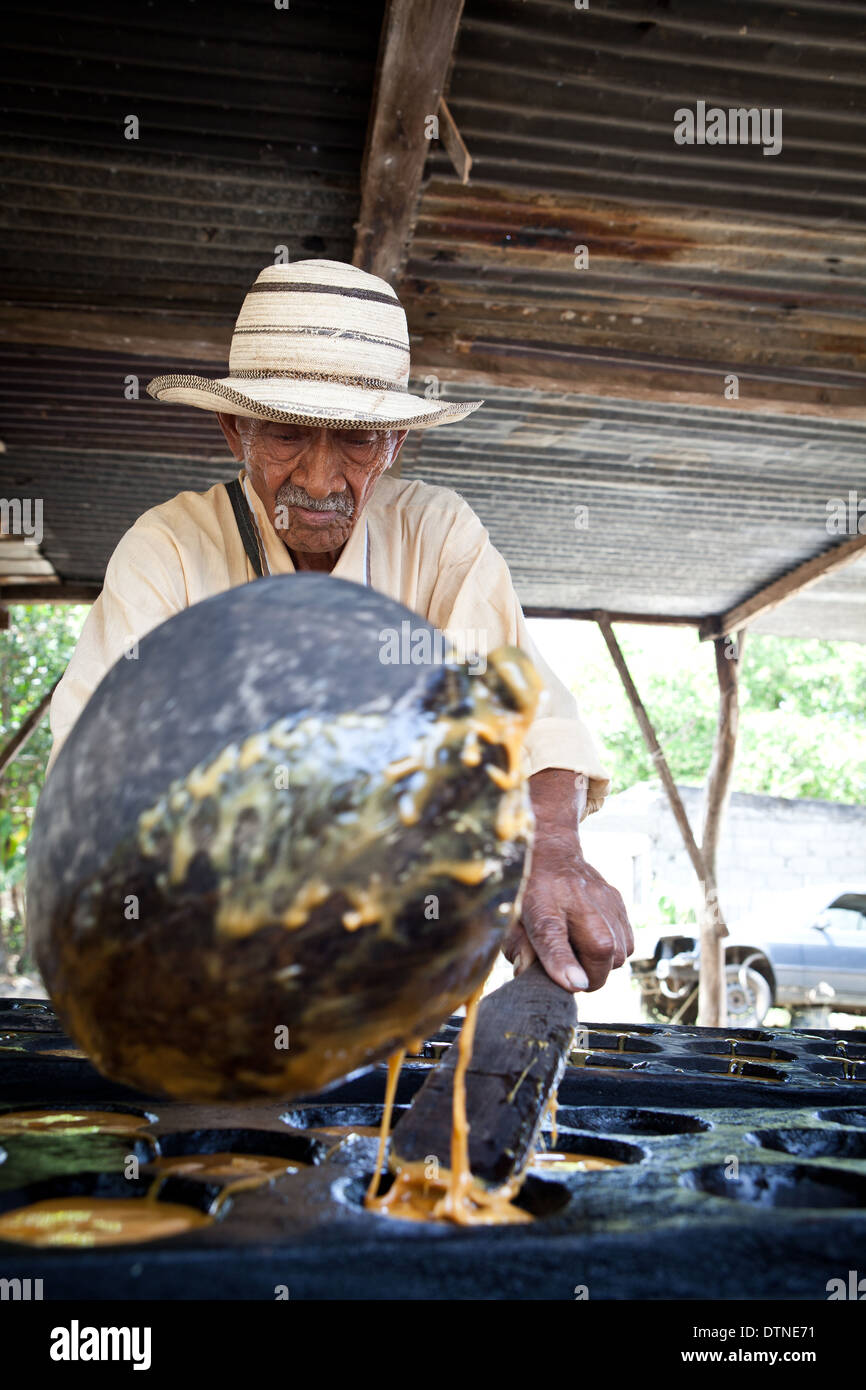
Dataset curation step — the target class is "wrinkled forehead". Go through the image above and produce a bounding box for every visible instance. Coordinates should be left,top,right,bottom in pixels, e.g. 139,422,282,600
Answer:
239,418,391,440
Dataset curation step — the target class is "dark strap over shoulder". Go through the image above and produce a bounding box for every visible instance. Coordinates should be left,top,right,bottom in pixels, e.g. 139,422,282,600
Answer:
225,478,264,578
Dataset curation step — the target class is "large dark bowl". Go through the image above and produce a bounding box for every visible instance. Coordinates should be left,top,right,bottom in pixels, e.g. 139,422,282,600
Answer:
27,574,538,1100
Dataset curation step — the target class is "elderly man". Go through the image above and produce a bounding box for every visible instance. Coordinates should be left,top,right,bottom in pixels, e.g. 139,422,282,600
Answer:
48,258,632,994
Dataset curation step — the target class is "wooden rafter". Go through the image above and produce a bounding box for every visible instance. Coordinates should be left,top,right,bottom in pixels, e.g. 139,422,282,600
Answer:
411,337,866,422
0,307,231,362
438,96,472,184
700,531,866,640
353,0,465,285
0,583,100,604
526,607,701,627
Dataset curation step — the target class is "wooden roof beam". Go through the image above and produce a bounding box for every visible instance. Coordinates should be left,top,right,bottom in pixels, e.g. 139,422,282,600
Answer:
410,337,866,422
0,583,101,603
700,531,866,640
0,307,231,361
353,0,465,285
525,606,701,627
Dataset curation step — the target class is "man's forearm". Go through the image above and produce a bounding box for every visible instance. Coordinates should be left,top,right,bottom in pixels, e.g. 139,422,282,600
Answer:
505,767,633,992
529,767,588,842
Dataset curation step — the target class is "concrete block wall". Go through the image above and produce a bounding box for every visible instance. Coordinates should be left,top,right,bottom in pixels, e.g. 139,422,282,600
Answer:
581,781,866,929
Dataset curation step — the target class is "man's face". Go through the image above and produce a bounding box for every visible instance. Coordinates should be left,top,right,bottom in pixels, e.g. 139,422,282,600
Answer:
217,416,407,554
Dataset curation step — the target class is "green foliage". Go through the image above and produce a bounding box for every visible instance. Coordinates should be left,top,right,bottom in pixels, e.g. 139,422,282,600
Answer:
530,622,866,806
655,893,696,927
0,604,88,959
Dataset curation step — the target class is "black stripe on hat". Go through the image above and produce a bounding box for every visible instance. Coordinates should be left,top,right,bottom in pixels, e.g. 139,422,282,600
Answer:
248,282,399,306
231,369,407,392
233,326,409,353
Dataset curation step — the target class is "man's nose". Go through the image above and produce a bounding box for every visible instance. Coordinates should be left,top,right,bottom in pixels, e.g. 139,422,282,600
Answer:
291,430,344,499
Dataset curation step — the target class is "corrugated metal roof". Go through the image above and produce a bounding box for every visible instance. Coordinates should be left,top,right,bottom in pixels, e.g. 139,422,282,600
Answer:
0,345,227,457
398,378,866,641
403,179,866,387
432,0,866,222
0,0,379,315
408,0,866,391
0,0,864,644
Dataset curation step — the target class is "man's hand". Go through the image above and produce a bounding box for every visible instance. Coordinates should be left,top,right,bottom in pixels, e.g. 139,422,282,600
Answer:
503,767,634,992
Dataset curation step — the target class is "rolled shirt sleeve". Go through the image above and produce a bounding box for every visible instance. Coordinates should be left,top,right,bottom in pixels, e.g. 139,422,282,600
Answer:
425,500,610,816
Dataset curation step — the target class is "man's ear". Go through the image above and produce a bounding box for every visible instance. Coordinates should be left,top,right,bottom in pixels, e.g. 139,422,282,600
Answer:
390,428,410,464
216,412,245,461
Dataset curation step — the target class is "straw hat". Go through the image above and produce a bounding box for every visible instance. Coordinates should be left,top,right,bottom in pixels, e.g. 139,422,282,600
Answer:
147,259,483,430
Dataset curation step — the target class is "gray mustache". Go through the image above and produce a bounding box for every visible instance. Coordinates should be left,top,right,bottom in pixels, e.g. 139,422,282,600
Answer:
276,483,354,518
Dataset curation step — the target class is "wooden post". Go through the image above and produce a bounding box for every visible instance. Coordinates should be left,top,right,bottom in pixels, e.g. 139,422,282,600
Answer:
596,617,707,882
697,632,746,1026
596,616,740,1026
0,678,59,778
353,0,466,284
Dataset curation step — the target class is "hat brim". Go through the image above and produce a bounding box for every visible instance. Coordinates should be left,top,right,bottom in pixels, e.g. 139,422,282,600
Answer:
146,375,482,430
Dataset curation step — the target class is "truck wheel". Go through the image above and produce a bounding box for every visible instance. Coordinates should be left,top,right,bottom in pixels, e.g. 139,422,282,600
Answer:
726,963,772,1027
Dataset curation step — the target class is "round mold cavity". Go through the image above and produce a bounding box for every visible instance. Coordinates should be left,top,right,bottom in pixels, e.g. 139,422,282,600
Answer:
682,1161,866,1209
579,1023,660,1037
554,1106,711,1136
0,1003,62,1033
647,1055,787,1081
680,1040,797,1063
679,1027,776,1043
806,1058,866,1082
154,1128,325,1166
796,1027,848,1039
817,1107,866,1129
833,1042,866,1061
280,1103,407,1134
569,1053,640,1071
532,1132,646,1166
0,1129,156,1190
408,1040,451,1060
343,1171,571,1221
576,1033,663,1054
0,1168,223,1232
19,1036,91,1061
748,1127,866,1160
0,1103,158,1130
0,1001,54,1017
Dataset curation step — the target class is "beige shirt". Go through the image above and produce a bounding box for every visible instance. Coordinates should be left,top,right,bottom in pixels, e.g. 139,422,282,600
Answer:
48,470,610,812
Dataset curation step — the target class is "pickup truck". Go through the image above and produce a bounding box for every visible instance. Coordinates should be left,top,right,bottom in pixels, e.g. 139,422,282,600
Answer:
630,888,866,1027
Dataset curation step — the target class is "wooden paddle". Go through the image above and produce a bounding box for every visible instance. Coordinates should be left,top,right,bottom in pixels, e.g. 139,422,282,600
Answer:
391,961,577,1187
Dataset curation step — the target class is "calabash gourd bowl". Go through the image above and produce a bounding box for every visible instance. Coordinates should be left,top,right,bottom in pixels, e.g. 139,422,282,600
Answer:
27,575,540,1100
